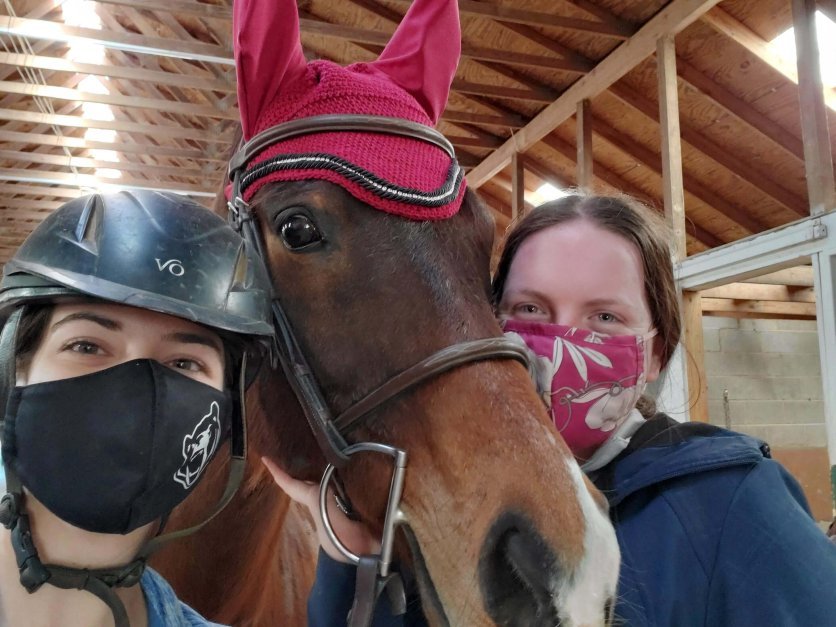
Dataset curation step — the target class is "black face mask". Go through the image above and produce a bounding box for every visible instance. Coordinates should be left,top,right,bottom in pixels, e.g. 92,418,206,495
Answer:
2,359,232,534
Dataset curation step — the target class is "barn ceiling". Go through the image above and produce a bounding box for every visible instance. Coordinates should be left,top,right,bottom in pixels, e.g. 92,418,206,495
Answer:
1,0,834,267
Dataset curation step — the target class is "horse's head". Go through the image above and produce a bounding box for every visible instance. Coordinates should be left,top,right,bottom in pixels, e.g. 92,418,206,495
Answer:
225,1,619,622
243,178,618,626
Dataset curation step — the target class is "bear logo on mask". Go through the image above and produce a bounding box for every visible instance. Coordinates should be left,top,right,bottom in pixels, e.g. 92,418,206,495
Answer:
174,402,222,489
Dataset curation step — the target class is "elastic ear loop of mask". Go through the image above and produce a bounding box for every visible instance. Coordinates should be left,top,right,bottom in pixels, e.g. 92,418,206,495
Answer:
0,309,250,627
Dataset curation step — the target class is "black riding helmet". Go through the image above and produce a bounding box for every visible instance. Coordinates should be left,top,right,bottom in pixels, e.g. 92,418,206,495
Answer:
0,190,274,626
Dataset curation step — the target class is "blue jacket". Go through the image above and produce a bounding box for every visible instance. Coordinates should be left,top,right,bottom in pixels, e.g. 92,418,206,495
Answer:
591,415,836,626
310,417,836,626
143,567,226,627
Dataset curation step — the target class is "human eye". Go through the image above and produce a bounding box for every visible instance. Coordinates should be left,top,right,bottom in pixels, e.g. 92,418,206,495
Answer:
597,312,619,323
167,357,204,373
512,303,545,317
63,340,105,356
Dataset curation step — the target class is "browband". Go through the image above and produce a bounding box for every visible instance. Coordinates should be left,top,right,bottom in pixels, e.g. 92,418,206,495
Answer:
228,114,456,177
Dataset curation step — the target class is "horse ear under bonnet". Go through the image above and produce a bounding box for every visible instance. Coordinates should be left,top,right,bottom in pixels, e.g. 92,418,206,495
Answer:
230,0,466,220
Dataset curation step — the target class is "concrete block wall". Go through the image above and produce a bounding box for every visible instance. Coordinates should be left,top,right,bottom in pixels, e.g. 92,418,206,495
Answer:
701,317,831,521
703,317,824,448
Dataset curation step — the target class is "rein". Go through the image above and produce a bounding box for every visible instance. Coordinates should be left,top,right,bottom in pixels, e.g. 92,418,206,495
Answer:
228,114,531,626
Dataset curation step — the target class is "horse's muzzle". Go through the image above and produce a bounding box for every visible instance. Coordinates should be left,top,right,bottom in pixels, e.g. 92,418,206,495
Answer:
479,511,562,627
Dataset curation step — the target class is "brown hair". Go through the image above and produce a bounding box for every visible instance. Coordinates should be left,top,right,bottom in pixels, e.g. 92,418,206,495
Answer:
491,194,681,417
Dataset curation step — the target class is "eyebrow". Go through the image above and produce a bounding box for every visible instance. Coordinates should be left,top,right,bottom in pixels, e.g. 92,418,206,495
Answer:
163,331,224,356
51,312,121,331
584,297,631,309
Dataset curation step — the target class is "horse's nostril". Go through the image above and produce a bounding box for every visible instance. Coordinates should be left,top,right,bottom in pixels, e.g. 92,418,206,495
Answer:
479,512,561,627
504,530,552,602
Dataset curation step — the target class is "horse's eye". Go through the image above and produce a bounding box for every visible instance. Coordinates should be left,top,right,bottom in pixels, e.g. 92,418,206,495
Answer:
278,214,323,251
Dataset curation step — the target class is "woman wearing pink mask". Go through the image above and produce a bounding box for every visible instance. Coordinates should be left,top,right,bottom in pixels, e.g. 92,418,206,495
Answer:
274,194,836,626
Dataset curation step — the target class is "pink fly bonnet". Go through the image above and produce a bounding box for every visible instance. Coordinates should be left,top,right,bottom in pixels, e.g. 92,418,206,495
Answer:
229,0,466,221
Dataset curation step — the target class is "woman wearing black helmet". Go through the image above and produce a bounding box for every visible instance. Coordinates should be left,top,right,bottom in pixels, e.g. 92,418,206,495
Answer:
0,190,273,626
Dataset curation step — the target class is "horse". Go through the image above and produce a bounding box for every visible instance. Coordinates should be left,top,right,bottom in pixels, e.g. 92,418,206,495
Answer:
151,146,620,626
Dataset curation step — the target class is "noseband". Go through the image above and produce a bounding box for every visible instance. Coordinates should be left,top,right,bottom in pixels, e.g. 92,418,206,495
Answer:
228,114,531,626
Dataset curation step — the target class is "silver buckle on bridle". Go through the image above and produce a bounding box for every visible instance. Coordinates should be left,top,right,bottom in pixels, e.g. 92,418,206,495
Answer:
320,443,409,624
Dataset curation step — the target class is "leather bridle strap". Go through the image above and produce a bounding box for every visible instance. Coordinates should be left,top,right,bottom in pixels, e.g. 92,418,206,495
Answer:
228,114,456,179
334,337,531,434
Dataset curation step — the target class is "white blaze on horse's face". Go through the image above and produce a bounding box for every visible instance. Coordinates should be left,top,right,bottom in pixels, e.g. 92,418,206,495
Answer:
556,458,620,626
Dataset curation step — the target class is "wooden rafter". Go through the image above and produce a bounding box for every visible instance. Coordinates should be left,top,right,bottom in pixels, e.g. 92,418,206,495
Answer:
0,149,213,180
468,0,723,187
593,121,767,235
0,51,234,93
0,167,214,196
0,80,237,119
298,17,588,73
701,5,836,109
0,107,229,143
609,81,809,217
0,129,225,162
539,132,722,250
0,184,84,199
676,58,805,161
0,16,233,65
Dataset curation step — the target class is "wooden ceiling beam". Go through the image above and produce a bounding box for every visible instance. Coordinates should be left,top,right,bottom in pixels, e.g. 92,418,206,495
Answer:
676,58,804,161
0,168,215,196
0,150,214,181
441,110,525,129
540,133,724,249
0,130,226,162
297,17,587,73
701,297,816,319
0,199,63,211
592,121,768,234
452,80,553,103
490,21,595,72
701,282,815,302
447,135,504,150
0,51,235,93
0,81,238,120
701,6,836,109
468,0,723,188
365,0,633,38
0,16,233,66
609,81,809,217
91,0,232,20
561,0,637,37
0,108,231,143
741,266,814,287
0,184,84,200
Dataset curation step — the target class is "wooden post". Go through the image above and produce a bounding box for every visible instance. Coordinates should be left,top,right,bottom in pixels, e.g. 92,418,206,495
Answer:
682,290,710,422
657,34,708,422
792,0,836,215
576,99,593,191
511,152,525,219
657,34,687,259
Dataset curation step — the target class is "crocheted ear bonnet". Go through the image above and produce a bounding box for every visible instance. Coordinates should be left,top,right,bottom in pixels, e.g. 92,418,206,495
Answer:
230,0,466,220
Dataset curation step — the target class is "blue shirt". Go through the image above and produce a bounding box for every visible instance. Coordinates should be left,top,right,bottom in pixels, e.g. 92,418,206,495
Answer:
143,567,226,627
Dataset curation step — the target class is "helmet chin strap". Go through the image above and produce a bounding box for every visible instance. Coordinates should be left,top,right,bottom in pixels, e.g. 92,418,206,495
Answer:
0,308,250,627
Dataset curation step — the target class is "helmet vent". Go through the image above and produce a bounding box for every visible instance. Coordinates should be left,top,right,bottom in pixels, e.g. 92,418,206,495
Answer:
73,194,104,255
231,244,249,291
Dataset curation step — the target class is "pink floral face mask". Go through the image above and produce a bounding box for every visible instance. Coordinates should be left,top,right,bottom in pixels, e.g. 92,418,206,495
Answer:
502,319,656,462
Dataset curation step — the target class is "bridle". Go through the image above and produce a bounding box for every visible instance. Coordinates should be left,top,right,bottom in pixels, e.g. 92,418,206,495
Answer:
228,114,532,626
